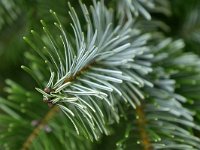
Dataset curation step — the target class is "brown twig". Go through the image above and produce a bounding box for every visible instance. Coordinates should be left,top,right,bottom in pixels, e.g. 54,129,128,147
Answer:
136,105,152,150
22,106,59,150
64,62,94,83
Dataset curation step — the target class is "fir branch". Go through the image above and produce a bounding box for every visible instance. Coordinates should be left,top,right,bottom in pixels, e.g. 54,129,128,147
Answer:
117,38,200,149
24,0,152,140
22,106,59,150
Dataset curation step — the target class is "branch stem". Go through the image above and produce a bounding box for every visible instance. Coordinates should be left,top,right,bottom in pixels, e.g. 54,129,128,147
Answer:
22,106,59,150
136,105,152,150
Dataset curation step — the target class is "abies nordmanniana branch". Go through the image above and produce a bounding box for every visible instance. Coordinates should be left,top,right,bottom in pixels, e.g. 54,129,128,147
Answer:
118,39,200,149
1,0,200,150
23,0,153,141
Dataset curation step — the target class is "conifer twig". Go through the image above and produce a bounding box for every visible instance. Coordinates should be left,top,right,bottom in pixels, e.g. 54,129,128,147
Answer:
22,106,59,150
136,105,152,150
